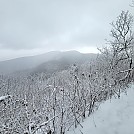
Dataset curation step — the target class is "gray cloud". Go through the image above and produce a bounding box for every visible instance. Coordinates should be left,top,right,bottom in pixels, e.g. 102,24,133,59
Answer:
0,0,133,59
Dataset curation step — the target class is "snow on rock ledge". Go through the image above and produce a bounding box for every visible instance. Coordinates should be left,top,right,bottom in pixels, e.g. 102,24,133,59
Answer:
0,95,11,102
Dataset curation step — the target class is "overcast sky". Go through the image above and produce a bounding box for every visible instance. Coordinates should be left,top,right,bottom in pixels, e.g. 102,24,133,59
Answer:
0,0,133,61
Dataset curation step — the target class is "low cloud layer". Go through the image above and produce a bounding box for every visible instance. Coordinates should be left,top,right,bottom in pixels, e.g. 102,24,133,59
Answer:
0,0,133,60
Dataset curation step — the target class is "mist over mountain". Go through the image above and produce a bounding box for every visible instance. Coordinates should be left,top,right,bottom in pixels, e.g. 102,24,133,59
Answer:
0,51,61,74
0,51,97,74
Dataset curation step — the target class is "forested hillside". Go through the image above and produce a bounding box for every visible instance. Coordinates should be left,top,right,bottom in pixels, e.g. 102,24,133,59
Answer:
0,6,134,134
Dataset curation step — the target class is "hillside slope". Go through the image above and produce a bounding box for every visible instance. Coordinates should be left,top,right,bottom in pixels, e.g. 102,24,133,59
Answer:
34,51,96,73
0,51,96,74
0,51,61,74
68,84,134,134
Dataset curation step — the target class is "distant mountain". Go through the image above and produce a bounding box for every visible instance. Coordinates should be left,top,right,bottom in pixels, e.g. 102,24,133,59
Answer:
34,51,97,74
0,51,97,74
0,51,61,74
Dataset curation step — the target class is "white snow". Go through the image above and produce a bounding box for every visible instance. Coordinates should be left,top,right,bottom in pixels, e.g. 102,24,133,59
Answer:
0,95,11,102
67,84,134,134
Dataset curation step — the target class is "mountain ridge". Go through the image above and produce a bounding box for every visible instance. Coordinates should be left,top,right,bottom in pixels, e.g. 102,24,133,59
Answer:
0,51,97,74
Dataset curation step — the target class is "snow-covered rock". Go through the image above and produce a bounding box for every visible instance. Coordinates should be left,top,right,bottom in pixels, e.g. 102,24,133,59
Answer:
0,95,11,102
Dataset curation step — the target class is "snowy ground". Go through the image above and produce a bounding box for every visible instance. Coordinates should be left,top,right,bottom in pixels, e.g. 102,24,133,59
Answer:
67,84,134,134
